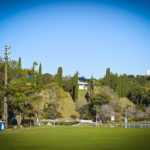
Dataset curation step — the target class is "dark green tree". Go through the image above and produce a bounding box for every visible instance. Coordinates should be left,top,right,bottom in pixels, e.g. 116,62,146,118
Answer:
127,86,146,105
31,62,38,88
56,67,63,87
90,93,110,106
88,76,94,97
88,92,111,119
116,75,127,97
110,73,118,91
37,63,42,91
72,72,78,101
17,57,21,78
105,68,111,86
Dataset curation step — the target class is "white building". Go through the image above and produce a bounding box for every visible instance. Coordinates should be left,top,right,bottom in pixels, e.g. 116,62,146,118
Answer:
147,69,150,76
78,76,89,90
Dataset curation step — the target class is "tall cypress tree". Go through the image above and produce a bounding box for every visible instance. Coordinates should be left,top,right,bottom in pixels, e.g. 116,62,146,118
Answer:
122,74,127,97
37,63,42,91
105,68,111,86
116,76,121,97
31,66,35,88
31,62,38,88
56,67,63,87
88,76,94,96
116,75,127,97
72,72,78,101
17,57,21,78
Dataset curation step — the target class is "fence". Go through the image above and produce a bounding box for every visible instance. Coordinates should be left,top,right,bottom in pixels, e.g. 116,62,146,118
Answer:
107,124,150,128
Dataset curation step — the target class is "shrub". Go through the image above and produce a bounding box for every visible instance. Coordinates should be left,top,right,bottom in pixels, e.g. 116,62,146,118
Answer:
52,121,79,125
70,114,77,119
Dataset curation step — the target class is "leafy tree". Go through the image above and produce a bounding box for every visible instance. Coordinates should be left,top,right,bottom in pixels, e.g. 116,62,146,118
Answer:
127,86,146,105
90,93,110,106
97,104,115,122
30,93,42,119
8,60,18,82
44,83,62,119
76,99,87,118
8,80,35,126
42,73,53,86
136,75,146,86
63,75,73,93
88,92,110,120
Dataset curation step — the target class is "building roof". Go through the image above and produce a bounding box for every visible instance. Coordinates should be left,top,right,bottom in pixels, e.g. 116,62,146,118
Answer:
78,76,89,81
25,75,38,78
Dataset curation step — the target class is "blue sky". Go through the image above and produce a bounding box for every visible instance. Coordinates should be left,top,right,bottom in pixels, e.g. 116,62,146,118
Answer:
0,0,150,78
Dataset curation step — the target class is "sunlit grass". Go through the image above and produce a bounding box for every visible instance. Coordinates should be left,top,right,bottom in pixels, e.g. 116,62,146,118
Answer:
0,126,150,150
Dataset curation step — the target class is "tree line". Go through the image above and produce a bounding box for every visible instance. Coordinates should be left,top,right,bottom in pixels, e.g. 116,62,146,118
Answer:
1,55,150,126
0,56,79,126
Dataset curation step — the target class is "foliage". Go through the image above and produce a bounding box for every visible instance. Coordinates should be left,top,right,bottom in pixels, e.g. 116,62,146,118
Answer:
119,97,135,112
88,76,94,97
127,86,147,105
7,79,36,126
44,82,67,118
72,72,78,101
17,57,22,78
37,63,42,91
63,75,73,93
53,121,79,125
76,99,87,118
56,67,63,87
42,73,54,86
90,93,110,106
88,92,111,120
31,61,38,88
1,54,150,124
97,104,115,122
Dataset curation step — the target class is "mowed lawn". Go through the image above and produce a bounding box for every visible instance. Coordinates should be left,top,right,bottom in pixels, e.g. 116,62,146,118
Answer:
0,126,150,150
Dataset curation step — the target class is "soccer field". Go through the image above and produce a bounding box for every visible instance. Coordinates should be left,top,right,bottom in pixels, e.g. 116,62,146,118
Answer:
0,126,150,150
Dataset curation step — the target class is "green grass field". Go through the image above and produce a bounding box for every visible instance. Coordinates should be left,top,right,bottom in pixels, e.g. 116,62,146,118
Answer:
0,126,150,150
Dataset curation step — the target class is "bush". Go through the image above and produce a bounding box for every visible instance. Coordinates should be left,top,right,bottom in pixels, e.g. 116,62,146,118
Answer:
21,119,34,127
70,114,77,119
53,121,79,125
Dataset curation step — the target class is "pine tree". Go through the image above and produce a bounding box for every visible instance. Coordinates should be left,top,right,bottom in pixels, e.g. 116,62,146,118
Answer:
56,67,63,87
37,63,42,91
